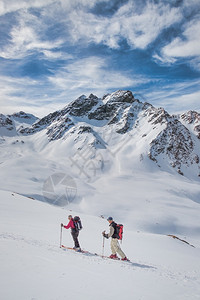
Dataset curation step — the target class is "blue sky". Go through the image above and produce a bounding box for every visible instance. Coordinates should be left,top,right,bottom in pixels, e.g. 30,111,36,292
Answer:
0,0,200,117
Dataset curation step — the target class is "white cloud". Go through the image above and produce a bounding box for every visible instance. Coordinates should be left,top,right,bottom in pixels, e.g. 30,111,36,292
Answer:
48,56,147,92
0,56,149,117
0,0,107,16
155,19,200,70
145,80,200,114
162,91,200,114
0,10,64,59
0,0,54,16
67,1,182,50
152,53,176,65
0,0,187,58
162,20,200,58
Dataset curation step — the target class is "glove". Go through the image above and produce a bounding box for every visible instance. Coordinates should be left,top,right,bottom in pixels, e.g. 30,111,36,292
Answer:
61,223,63,227
102,231,108,238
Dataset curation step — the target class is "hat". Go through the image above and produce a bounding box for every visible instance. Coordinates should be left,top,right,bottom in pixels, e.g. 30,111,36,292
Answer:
68,215,72,218
107,217,113,221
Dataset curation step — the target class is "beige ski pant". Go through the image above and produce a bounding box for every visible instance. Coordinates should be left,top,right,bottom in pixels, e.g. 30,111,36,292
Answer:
111,238,126,259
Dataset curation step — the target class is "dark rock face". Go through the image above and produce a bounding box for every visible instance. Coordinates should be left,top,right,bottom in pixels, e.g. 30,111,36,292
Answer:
88,91,139,129
181,111,200,124
147,107,171,125
88,103,119,120
181,111,200,139
46,117,74,141
103,90,135,104
0,114,15,131
20,111,61,135
68,94,99,117
19,94,100,135
9,111,34,120
149,119,199,175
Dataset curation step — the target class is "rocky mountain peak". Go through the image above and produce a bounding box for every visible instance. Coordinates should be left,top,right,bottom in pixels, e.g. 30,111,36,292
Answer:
0,114,14,129
103,90,135,104
0,114,17,136
180,110,200,139
181,111,200,124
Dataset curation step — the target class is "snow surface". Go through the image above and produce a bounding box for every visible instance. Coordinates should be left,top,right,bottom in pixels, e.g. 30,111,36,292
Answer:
1,95,200,299
1,190,200,300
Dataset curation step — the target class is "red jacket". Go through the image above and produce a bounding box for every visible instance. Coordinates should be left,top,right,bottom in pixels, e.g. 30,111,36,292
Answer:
64,219,75,229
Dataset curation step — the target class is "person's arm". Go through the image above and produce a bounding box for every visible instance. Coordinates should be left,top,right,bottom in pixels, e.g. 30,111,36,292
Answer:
64,219,75,229
102,226,114,239
108,226,114,238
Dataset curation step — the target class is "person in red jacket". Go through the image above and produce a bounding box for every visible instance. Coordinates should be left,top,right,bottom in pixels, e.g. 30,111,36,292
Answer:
61,215,81,250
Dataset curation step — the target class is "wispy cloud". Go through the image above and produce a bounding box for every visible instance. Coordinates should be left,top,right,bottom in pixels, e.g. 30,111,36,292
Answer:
0,0,199,116
0,56,149,116
145,79,200,114
0,0,53,16
67,1,182,50
154,18,200,70
0,9,64,59
48,56,148,93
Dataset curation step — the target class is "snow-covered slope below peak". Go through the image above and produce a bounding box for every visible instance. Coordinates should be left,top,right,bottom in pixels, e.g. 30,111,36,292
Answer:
0,189,200,300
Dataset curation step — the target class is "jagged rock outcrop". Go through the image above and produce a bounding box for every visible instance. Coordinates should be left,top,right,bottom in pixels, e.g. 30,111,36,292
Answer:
68,94,99,117
8,111,37,121
180,111,200,139
0,114,17,136
149,119,199,175
0,114,14,131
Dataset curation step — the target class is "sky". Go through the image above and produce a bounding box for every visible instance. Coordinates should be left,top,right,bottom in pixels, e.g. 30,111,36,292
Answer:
0,0,200,117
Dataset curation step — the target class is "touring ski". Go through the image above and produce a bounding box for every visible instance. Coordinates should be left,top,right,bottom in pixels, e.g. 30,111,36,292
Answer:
61,245,131,262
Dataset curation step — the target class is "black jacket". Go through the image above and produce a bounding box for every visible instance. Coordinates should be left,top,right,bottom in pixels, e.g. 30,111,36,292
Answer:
109,221,119,239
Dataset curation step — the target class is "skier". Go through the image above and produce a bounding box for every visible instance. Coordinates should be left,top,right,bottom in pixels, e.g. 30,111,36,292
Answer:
61,215,81,251
102,217,128,261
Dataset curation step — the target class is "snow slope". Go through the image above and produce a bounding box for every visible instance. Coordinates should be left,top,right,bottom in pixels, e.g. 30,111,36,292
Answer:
1,91,200,299
1,190,200,300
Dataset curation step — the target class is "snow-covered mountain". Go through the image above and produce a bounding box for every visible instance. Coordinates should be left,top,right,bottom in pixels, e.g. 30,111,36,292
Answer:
0,111,38,138
1,90,199,178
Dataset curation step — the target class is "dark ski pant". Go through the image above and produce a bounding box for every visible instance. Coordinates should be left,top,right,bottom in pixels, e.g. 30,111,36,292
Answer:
71,230,80,248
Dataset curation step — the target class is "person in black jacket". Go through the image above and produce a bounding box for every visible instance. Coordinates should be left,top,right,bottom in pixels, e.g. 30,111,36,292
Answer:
102,217,128,261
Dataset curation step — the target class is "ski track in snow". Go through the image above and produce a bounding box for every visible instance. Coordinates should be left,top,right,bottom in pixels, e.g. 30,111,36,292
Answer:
1,231,199,290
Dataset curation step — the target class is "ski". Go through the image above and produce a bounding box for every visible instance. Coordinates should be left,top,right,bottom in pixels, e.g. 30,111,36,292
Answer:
61,245,131,262
61,245,88,253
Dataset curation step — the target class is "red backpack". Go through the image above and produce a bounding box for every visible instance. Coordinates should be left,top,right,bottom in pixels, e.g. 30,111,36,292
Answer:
116,224,123,240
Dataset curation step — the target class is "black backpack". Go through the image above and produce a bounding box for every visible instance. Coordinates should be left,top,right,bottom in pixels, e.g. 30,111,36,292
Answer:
73,216,82,231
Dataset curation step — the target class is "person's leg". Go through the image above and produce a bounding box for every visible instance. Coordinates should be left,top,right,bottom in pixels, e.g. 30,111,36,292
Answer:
71,231,80,248
110,238,117,255
112,238,126,259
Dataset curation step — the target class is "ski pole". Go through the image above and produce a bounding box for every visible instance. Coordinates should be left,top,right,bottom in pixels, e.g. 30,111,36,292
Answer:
60,223,63,248
102,236,105,257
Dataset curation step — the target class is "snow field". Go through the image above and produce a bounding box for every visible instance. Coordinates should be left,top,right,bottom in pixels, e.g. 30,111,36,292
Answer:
1,190,200,300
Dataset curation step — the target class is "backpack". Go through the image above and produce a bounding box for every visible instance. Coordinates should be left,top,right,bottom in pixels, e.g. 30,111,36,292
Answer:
73,216,82,231
116,224,123,240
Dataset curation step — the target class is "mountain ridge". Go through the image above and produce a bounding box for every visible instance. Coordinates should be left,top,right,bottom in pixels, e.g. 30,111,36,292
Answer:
0,90,200,179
